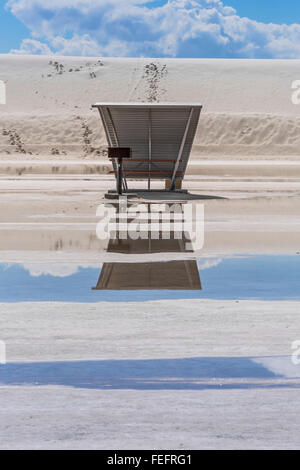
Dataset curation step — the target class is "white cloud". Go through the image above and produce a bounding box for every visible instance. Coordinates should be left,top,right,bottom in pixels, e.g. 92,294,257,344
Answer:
6,0,300,58
197,258,223,270
50,34,102,56
20,262,100,277
10,38,53,55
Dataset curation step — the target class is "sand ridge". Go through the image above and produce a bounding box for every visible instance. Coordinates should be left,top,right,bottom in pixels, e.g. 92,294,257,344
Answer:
1,56,300,160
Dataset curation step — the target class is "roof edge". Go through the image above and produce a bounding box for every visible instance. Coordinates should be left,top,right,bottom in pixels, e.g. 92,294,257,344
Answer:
92,102,203,108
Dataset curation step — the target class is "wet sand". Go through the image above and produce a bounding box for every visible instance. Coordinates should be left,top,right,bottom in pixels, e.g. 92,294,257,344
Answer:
0,170,299,259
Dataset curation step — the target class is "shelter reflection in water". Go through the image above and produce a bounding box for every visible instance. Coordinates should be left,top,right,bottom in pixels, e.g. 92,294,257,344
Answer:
93,202,201,291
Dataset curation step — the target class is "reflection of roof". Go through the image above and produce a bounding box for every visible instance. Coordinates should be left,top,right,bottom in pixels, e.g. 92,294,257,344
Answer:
92,261,202,290
92,102,202,183
92,224,202,290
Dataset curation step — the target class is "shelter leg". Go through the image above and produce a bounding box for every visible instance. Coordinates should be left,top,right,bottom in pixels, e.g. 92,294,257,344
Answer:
117,158,123,195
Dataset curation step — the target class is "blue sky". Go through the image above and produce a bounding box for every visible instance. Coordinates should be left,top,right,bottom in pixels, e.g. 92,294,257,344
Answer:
1,0,300,57
0,1,29,52
224,0,300,25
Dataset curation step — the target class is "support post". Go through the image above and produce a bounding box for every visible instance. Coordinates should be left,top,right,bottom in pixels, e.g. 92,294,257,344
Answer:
106,108,128,191
148,108,152,191
117,158,123,195
108,147,131,196
169,108,194,191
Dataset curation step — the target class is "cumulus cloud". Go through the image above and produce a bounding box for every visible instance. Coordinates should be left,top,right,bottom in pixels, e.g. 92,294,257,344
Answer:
197,257,223,270
20,262,100,277
6,0,300,58
10,38,53,55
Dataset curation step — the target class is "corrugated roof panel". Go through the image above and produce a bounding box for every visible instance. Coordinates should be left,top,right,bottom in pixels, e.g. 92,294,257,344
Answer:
93,103,202,181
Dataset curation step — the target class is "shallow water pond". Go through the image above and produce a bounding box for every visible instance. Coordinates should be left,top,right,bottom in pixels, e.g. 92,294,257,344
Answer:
0,255,299,302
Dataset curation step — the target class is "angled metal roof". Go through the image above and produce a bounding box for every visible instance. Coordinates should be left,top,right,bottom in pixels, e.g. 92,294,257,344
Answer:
92,102,202,189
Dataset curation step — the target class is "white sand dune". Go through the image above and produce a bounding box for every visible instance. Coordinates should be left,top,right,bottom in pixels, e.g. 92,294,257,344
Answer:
1,56,300,160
